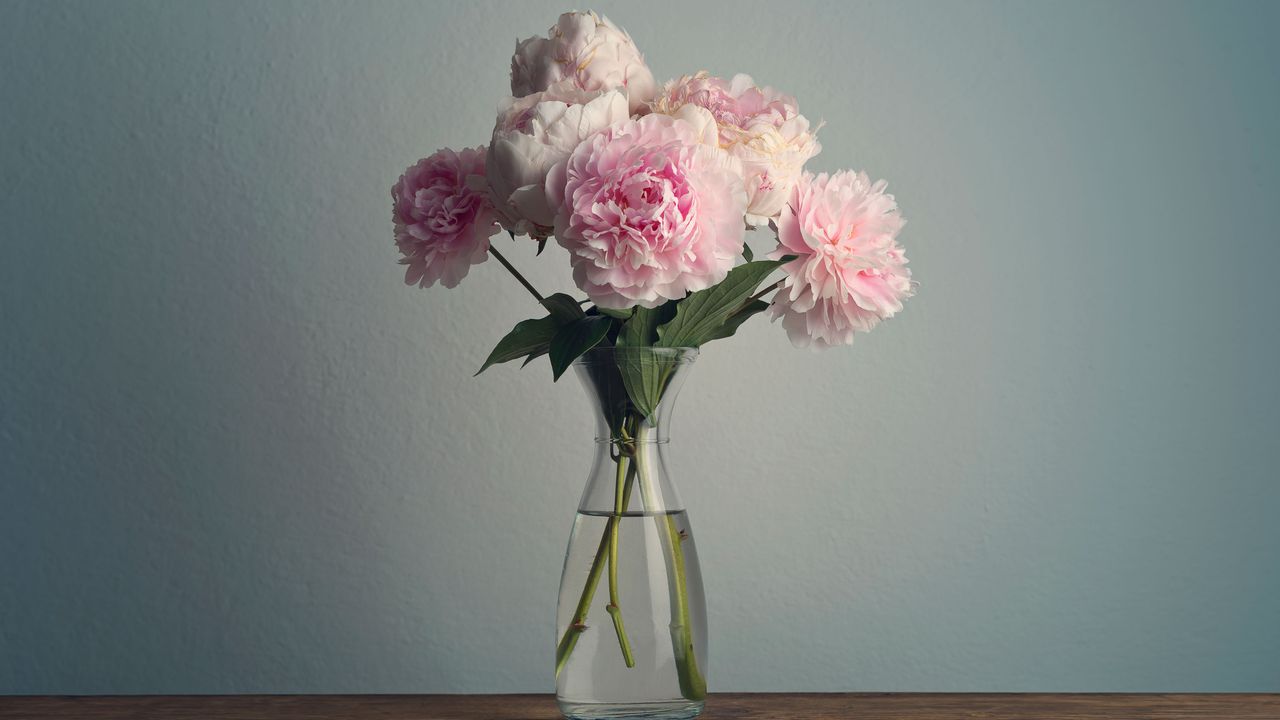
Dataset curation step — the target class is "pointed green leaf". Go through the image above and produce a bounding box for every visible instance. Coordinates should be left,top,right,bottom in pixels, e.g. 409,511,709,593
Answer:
742,243,754,262
702,299,769,343
522,345,547,366
656,260,785,348
476,315,560,375
549,316,612,381
615,350,670,419
541,293,585,323
613,303,678,418
617,304,675,348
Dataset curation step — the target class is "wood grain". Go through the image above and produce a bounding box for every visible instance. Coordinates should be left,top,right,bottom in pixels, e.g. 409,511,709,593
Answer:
1,693,1277,720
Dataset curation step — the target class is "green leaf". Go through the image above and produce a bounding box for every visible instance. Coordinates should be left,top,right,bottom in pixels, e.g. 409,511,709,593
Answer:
615,350,670,419
656,260,785,348
476,315,560,375
741,243,754,262
617,304,675,348
613,303,679,418
703,299,770,343
595,305,633,320
549,316,612,381
541,293,585,323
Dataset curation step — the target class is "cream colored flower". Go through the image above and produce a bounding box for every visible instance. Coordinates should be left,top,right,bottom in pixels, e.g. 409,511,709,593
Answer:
510,11,657,115
652,73,821,225
487,87,630,237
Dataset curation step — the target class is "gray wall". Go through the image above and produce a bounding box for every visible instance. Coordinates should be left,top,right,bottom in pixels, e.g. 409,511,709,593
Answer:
2,0,1278,694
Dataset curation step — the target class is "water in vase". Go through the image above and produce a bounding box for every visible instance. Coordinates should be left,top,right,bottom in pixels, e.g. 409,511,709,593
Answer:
556,510,707,720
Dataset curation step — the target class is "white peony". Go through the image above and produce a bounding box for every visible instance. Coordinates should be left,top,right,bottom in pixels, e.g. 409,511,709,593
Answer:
486,87,630,238
510,11,657,115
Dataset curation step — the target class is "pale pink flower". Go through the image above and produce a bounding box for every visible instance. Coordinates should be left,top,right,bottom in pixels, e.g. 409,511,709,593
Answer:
487,87,629,238
511,11,657,115
651,72,821,225
769,171,913,348
547,108,748,309
392,147,499,289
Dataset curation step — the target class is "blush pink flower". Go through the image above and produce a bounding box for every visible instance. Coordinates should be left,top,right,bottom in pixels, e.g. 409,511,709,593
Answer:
769,171,913,348
547,109,747,309
651,72,820,225
511,11,657,115
392,147,499,289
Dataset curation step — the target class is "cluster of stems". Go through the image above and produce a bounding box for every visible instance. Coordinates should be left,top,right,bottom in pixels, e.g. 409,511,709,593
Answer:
553,415,706,701
490,245,707,701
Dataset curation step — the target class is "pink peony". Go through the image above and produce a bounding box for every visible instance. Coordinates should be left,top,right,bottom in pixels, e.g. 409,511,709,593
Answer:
768,171,913,348
651,73,820,225
511,11,657,115
487,87,630,238
547,109,748,309
392,147,500,289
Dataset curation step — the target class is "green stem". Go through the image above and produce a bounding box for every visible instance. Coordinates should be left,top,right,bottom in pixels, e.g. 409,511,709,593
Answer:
606,453,636,667
555,519,610,678
633,423,707,701
487,244,545,303
748,278,785,303
555,449,638,677
662,512,704,699
731,278,784,317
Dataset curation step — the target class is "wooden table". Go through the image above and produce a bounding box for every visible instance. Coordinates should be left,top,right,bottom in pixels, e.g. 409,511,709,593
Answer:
3,694,1278,719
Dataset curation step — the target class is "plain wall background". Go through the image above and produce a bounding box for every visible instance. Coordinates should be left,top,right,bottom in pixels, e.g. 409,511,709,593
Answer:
3,0,1279,694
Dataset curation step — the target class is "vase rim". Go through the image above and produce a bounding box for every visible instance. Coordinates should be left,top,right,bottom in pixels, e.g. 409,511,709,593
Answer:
573,346,699,366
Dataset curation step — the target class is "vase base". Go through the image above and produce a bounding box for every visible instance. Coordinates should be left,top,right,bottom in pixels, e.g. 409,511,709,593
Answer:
557,699,704,720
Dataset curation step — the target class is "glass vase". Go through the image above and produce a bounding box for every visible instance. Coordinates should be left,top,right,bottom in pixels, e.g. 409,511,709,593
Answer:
555,347,708,720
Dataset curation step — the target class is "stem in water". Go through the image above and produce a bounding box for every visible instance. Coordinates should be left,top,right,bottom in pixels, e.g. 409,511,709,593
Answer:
633,423,707,701
606,453,636,667
555,448,638,676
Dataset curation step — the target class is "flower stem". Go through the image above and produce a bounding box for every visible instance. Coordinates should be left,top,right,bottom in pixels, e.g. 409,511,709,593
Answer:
633,424,707,701
488,244,545,303
554,521,609,678
727,278,784,319
663,511,704,699
555,452,638,677
746,278,784,304
606,453,636,668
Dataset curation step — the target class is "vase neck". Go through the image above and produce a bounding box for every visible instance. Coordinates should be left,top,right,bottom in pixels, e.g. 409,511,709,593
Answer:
573,346,697,445
572,346,697,514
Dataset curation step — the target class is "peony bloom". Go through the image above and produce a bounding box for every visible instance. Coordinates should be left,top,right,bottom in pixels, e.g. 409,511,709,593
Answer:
651,73,821,225
487,87,629,238
511,11,657,115
547,108,748,309
392,147,500,289
768,171,913,348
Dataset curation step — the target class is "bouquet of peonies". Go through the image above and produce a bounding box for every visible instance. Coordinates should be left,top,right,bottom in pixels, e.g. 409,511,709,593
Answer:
389,10,914,709
392,10,913,366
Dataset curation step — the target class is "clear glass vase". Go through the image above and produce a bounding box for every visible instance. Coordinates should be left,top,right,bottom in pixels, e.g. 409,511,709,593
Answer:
555,347,708,720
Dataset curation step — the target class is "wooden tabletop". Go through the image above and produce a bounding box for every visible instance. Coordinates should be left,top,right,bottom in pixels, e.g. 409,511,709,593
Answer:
2,694,1278,719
